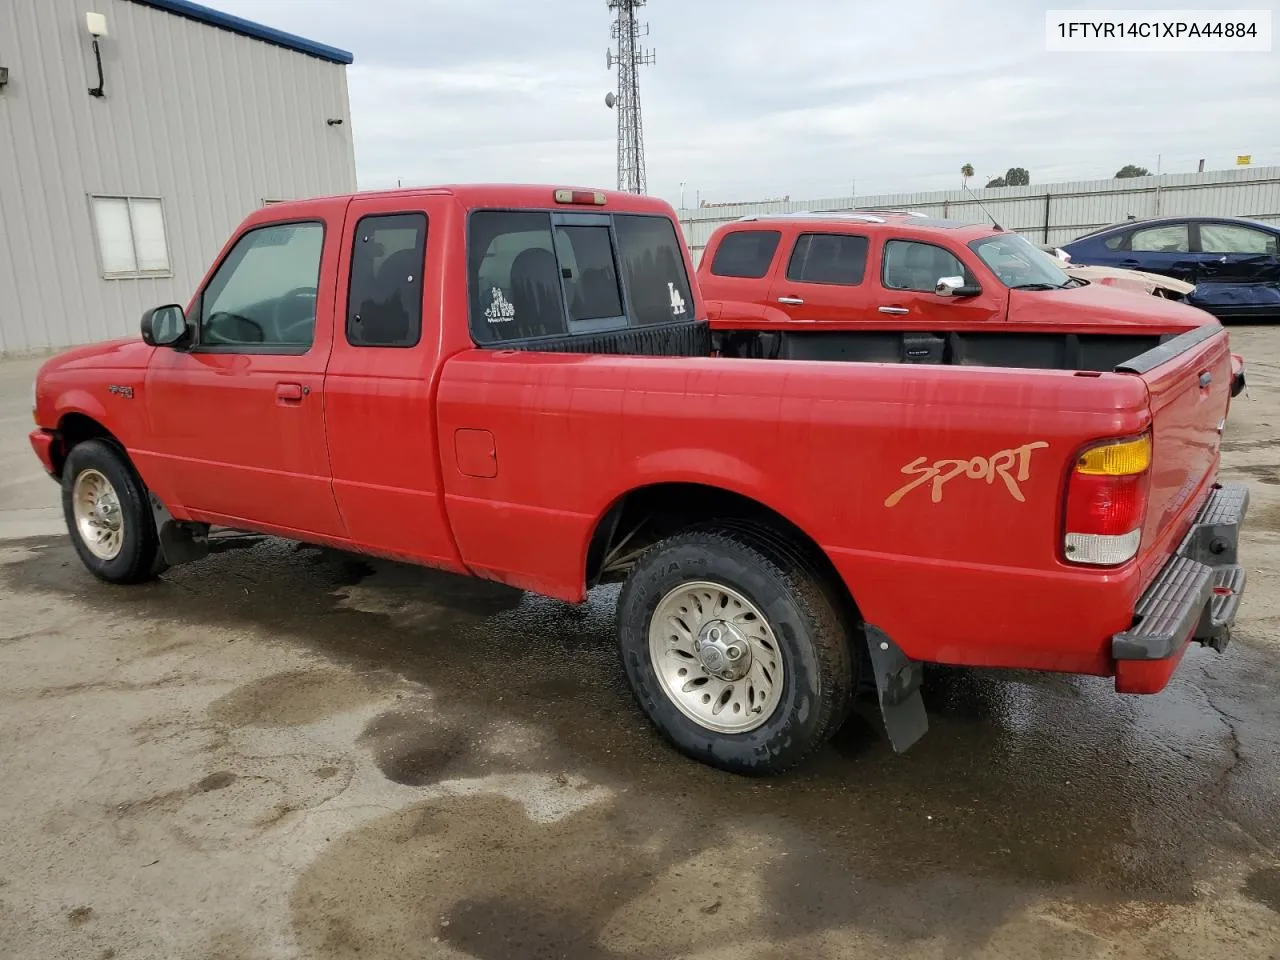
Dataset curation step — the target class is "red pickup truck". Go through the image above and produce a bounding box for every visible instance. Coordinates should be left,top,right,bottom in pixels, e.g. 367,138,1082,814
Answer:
29,185,1248,775
699,211,1248,396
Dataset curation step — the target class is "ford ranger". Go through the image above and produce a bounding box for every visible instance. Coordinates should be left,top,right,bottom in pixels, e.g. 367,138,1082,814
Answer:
29,185,1248,775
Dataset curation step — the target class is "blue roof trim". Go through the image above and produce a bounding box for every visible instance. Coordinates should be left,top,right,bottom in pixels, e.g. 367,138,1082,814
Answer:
128,0,354,64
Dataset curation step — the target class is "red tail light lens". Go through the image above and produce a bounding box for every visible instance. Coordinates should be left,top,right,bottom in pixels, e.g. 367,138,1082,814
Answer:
1063,433,1151,566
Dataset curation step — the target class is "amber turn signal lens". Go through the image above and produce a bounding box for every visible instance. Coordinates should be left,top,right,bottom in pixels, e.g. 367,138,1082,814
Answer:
1075,434,1151,477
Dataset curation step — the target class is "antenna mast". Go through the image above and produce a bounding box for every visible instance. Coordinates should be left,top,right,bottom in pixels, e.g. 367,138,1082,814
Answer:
607,1,655,194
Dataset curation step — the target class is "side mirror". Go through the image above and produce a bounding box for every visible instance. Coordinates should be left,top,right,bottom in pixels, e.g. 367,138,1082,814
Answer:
935,275,982,298
141,304,188,347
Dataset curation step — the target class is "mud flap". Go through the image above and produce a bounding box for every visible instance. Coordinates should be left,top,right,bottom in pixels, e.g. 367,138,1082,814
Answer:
150,494,210,566
864,625,928,753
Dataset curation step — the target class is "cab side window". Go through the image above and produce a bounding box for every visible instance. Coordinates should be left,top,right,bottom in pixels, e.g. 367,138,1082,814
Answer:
200,221,324,351
347,213,427,348
786,233,868,285
882,240,968,293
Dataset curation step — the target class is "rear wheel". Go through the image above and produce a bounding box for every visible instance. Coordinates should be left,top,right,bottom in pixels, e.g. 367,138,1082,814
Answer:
62,439,162,584
617,527,855,775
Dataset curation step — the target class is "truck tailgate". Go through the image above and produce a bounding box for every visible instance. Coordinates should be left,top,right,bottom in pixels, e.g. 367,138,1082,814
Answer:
1121,324,1234,590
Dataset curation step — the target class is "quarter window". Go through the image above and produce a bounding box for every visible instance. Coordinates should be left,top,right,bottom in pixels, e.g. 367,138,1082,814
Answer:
200,221,323,350
1199,222,1277,255
786,233,868,285
710,231,782,279
90,195,171,278
347,213,427,347
882,240,968,292
1130,223,1190,253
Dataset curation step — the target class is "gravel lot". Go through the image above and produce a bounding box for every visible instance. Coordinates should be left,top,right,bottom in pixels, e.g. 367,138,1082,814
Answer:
1,329,1278,960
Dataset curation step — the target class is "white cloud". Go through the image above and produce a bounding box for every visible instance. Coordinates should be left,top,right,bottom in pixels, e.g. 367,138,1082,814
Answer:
213,0,1280,204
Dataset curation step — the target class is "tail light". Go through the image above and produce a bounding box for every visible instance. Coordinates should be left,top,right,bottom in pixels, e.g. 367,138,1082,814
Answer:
1063,432,1151,566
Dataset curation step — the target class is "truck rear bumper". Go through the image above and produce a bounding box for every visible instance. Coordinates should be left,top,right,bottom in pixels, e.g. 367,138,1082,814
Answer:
1112,482,1248,693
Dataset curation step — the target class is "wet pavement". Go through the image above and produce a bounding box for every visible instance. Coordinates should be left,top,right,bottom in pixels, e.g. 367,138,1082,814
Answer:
1,328,1279,959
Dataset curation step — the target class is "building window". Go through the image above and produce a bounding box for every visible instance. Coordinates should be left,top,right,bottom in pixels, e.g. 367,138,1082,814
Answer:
90,196,171,278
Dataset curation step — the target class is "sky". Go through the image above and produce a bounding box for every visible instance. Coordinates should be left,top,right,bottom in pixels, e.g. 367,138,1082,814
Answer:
213,0,1280,207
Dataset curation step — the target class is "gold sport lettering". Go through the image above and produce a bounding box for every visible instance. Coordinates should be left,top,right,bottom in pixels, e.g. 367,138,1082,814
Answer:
885,442,1050,508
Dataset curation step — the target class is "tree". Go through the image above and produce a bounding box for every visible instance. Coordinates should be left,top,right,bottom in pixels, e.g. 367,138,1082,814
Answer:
1004,167,1030,186
961,163,975,187
1114,164,1152,178
985,176,1007,188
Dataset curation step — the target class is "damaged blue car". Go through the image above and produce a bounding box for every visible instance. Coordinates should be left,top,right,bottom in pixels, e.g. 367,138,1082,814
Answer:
1062,216,1280,321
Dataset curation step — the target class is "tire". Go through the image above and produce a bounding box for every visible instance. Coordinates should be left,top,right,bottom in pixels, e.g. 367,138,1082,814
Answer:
61,439,162,584
617,526,856,775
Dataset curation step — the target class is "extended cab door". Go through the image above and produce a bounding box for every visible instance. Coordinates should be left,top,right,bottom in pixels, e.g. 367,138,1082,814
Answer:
321,193,466,570
768,230,877,322
875,237,1002,325
143,201,347,537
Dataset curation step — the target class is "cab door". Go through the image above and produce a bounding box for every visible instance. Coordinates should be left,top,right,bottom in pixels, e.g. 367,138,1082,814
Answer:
767,230,875,322
143,200,347,538
875,237,1002,325
322,193,465,570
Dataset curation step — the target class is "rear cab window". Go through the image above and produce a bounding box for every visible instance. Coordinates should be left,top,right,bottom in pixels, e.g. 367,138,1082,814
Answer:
468,208,693,344
709,230,782,279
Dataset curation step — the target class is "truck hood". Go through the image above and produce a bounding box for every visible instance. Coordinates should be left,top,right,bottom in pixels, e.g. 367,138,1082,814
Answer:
39,337,153,375
1009,281,1216,330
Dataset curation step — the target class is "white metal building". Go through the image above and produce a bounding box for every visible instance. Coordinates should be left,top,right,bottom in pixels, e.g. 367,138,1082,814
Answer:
679,166,1280,265
0,0,358,355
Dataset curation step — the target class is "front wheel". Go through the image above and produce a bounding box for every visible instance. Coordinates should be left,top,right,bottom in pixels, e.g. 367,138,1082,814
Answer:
62,439,162,584
617,527,855,775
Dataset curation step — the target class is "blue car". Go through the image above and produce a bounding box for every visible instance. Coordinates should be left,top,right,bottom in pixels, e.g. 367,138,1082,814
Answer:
1061,216,1280,320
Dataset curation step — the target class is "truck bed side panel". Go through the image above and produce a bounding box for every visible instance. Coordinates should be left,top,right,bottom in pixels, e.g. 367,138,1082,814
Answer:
436,354,1154,671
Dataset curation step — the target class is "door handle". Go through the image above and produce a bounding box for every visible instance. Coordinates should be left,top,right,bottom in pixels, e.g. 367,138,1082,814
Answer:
777,296,804,305
1199,371,1213,388
276,382,305,402
878,306,910,315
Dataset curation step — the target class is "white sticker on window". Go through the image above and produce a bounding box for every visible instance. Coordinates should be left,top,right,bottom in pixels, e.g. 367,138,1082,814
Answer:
668,282,687,317
484,287,515,323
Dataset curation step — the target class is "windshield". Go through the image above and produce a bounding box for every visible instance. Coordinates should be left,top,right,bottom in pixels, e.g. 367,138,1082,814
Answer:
968,233,1071,289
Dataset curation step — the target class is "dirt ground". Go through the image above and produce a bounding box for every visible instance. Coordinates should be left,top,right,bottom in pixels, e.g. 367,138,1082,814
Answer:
1,329,1278,960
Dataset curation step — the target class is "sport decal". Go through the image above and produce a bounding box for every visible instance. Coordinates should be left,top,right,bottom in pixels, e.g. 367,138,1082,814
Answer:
484,287,515,324
884,441,1049,508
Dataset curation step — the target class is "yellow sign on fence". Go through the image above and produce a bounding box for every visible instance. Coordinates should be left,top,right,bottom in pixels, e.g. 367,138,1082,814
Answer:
1237,155,1252,166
